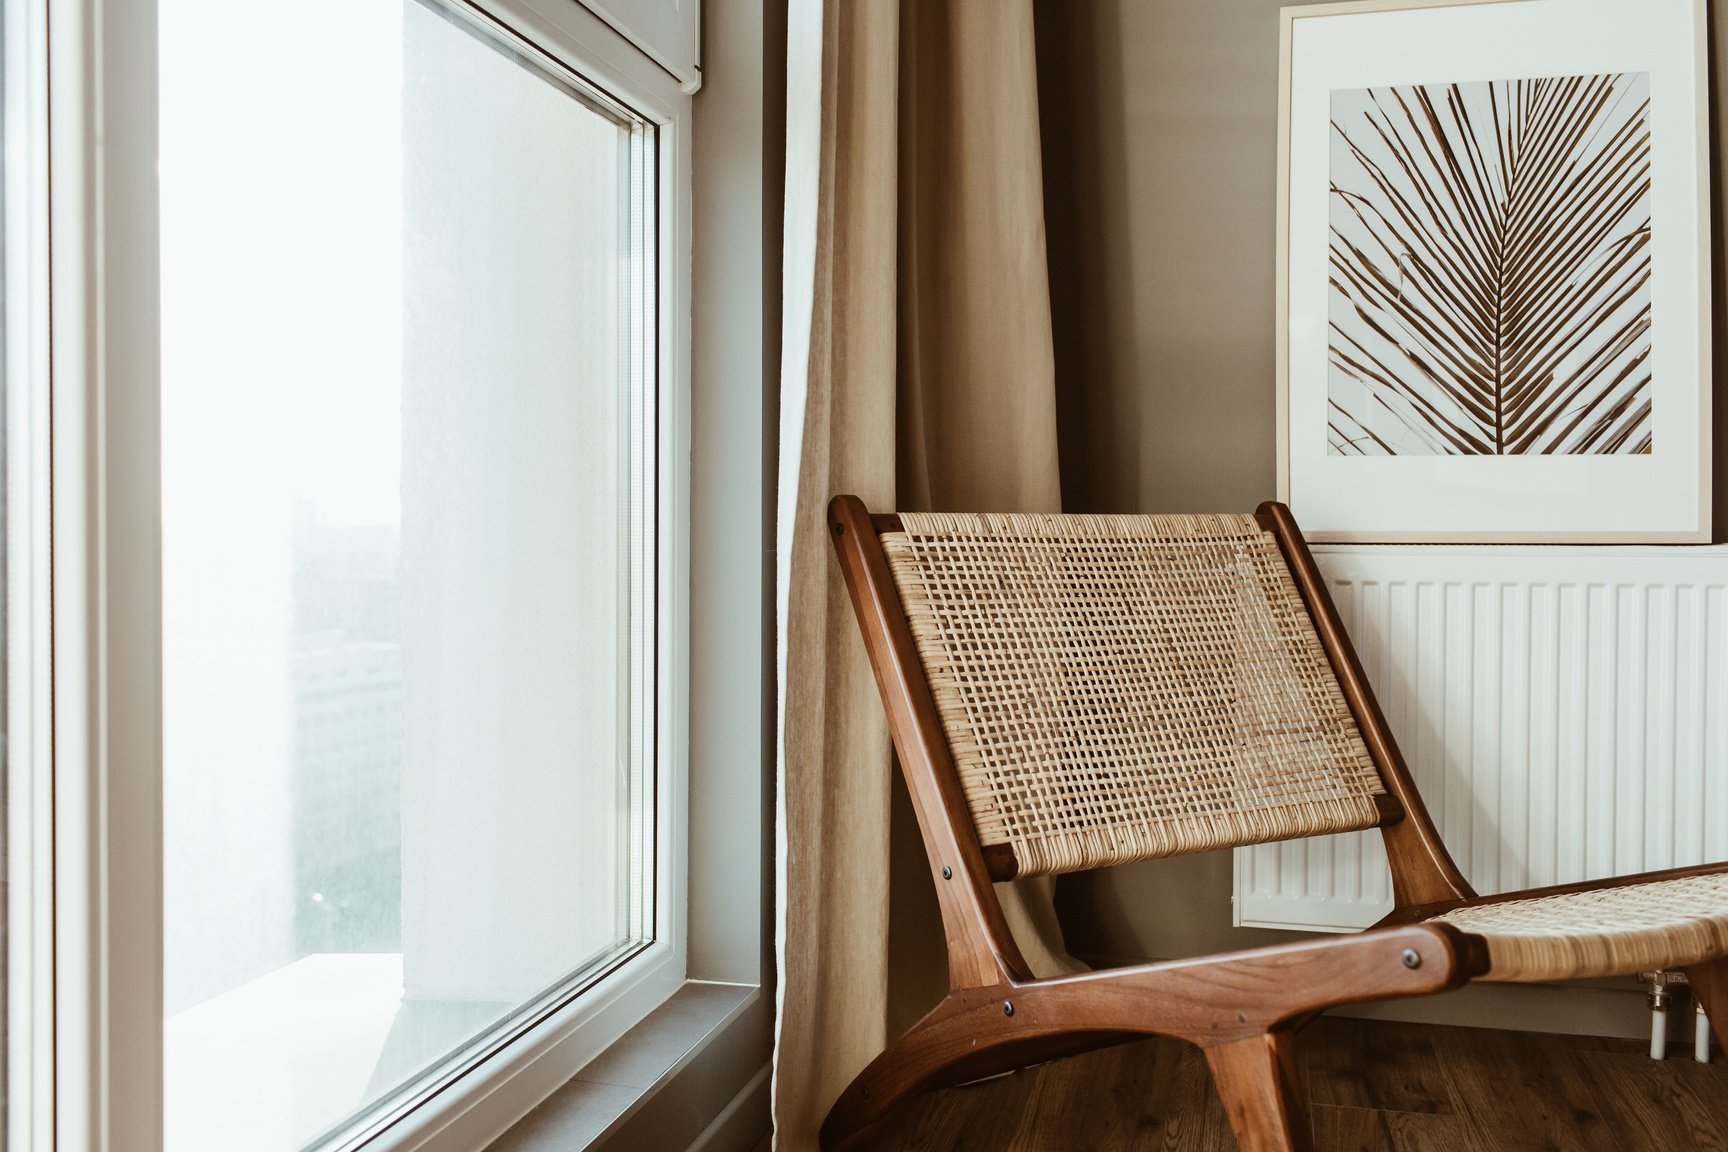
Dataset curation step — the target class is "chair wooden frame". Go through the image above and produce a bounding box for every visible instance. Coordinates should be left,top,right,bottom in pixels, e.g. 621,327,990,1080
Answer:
822,494,1728,1152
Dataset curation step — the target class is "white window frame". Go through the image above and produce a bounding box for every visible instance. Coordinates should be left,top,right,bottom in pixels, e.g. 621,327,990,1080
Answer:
4,0,54,1147
45,1,696,1150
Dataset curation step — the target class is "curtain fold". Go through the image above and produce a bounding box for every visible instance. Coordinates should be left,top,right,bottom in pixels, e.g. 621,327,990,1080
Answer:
773,1,1077,1146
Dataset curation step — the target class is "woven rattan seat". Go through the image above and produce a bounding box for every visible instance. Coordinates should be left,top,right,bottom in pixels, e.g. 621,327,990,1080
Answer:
1429,872,1728,981
822,496,1728,1152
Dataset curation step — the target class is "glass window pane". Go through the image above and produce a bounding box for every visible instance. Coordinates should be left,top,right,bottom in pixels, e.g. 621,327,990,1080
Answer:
159,3,655,1149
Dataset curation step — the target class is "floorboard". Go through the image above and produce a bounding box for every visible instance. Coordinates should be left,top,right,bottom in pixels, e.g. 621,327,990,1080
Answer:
1431,1024,1621,1151
794,1015,1728,1151
1581,1049,1728,1151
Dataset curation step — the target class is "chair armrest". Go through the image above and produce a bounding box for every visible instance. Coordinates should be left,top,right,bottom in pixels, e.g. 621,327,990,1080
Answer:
1004,921,1488,1044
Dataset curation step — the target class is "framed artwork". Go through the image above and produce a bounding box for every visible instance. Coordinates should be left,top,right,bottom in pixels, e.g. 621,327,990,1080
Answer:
1276,0,1711,542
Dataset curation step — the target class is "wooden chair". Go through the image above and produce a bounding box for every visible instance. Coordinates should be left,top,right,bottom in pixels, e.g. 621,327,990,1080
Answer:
823,495,1728,1152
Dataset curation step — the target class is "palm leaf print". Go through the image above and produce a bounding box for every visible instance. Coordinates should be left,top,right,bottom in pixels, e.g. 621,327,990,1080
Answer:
1327,73,1652,456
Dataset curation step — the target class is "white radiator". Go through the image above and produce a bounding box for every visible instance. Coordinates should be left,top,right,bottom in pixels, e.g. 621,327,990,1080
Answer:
1234,544,1728,932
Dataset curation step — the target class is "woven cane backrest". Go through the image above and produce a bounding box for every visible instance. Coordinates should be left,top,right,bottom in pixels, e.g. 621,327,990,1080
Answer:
881,511,1386,877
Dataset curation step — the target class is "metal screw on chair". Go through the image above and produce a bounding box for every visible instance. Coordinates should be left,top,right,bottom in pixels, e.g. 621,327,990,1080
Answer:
1401,948,1421,969
941,865,952,880
1003,1001,1014,1017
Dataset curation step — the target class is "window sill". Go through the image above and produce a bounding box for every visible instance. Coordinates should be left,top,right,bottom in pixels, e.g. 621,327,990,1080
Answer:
487,981,770,1152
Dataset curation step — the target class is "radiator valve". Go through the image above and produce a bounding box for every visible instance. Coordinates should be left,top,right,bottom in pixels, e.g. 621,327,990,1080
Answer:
1639,970,1709,1063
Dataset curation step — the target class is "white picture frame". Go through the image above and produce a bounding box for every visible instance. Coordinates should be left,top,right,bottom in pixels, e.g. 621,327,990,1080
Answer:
1276,0,1711,542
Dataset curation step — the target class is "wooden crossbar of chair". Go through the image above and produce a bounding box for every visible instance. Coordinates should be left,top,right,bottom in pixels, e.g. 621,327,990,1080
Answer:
822,495,1728,1152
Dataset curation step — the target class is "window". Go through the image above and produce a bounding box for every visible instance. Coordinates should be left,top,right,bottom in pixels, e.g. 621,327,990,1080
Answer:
155,1,683,1149
24,0,772,1146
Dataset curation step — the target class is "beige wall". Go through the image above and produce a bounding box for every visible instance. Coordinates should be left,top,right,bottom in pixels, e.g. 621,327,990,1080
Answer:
1037,0,1286,520
1033,0,1728,1032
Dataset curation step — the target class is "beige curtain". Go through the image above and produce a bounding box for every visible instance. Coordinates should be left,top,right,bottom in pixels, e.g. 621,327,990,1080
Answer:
772,0,1079,1147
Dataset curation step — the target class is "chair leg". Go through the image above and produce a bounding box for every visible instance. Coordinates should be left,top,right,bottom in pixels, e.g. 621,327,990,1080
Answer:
1684,959,1728,1052
1203,1029,1314,1152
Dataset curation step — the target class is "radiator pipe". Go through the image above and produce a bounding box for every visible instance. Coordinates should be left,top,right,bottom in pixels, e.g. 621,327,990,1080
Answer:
1650,981,1670,1059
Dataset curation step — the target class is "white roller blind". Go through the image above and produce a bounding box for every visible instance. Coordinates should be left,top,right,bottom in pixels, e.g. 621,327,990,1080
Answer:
581,0,699,87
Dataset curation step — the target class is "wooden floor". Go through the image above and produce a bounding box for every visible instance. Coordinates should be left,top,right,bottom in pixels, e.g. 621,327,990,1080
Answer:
761,1016,1728,1151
